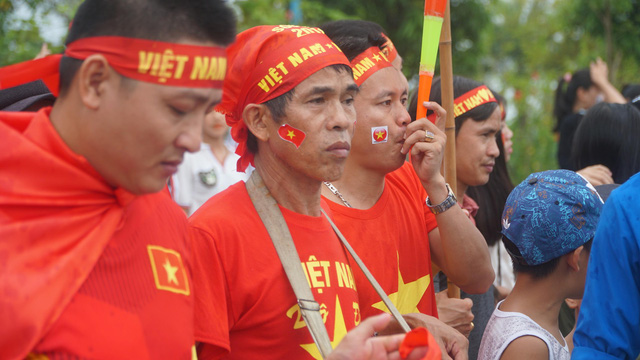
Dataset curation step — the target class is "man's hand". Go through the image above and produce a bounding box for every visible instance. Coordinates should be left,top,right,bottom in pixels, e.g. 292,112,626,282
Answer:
403,101,447,189
435,290,475,338
329,314,430,360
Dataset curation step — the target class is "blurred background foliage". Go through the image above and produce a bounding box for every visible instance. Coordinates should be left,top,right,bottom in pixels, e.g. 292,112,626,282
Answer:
1,0,639,183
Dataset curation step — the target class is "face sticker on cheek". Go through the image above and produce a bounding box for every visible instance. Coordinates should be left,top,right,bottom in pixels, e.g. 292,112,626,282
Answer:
371,126,388,144
278,124,306,148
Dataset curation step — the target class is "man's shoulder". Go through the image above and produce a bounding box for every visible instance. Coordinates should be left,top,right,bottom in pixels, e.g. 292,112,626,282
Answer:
189,181,253,230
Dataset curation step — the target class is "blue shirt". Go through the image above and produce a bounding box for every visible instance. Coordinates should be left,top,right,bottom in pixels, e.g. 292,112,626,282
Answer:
572,173,640,359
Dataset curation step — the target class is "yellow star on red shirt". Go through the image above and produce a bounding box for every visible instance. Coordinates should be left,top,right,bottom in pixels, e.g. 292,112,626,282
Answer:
301,295,349,359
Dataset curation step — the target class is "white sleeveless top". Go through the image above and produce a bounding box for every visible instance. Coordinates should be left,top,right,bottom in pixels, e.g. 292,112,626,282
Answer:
478,301,570,360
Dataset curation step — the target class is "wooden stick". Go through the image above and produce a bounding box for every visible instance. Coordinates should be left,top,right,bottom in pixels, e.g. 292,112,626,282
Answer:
438,0,460,299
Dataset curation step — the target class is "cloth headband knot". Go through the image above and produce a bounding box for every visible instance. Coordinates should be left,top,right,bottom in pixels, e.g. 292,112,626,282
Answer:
380,33,398,63
216,25,351,172
350,46,393,87
65,36,227,88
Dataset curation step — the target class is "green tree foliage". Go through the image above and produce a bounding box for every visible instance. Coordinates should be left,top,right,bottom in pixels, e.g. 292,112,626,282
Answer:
2,0,638,183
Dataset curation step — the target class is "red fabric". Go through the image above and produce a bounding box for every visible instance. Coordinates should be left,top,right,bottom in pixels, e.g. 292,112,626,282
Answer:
324,162,439,320
0,55,62,96
65,36,227,88
278,123,306,148
424,0,447,17
380,33,398,63
0,108,194,359
32,194,194,359
0,108,131,359
427,85,497,122
190,183,361,359
460,194,479,225
350,46,393,86
399,327,441,360
216,25,350,172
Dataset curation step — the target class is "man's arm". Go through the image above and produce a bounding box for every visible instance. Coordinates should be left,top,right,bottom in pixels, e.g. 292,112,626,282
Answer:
407,102,494,294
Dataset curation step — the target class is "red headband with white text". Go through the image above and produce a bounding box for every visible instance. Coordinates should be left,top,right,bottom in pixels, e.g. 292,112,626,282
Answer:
65,36,227,88
350,46,393,86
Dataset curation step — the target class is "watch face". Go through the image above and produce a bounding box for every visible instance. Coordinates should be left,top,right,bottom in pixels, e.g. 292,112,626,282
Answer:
199,169,218,187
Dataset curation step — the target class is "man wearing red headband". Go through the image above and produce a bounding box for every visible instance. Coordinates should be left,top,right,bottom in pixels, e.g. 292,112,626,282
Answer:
319,20,495,357
0,0,235,358
189,25,434,360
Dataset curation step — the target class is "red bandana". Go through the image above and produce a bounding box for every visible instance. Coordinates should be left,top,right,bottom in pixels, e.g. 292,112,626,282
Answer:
216,25,350,172
380,33,398,63
350,46,393,87
65,36,227,88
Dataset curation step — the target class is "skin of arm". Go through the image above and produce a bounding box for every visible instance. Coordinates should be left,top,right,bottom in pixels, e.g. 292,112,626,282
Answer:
499,336,549,360
590,58,626,104
408,102,494,294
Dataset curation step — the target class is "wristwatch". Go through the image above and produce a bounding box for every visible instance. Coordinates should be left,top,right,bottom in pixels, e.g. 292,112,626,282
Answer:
425,183,457,215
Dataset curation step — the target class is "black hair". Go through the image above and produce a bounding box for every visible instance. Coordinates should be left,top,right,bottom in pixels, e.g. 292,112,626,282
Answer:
59,0,237,95
553,69,592,133
466,131,514,246
246,63,353,154
571,102,640,184
319,20,387,62
503,236,593,280
409,75,499,134
621,84,640,101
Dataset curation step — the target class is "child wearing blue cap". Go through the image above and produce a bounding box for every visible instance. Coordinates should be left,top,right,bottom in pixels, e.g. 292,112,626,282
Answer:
477,169,604,360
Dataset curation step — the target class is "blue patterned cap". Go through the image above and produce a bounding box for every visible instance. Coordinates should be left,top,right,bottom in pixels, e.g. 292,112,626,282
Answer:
501,170,604,266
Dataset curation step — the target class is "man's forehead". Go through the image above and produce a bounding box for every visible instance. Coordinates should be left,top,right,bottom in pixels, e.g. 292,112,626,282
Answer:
294,66,355,93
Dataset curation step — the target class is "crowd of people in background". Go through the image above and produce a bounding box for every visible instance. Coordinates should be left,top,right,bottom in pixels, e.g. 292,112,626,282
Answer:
1,0,639,359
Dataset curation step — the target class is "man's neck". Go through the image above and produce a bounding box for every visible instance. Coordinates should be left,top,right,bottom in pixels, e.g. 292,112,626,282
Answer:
254,155,324,216
321,157,385,210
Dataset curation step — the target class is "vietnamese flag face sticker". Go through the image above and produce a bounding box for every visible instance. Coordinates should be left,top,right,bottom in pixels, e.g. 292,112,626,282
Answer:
278,124,306,148
371,126,388,144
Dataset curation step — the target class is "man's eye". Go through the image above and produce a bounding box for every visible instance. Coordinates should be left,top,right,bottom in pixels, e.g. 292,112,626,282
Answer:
310,97,325,104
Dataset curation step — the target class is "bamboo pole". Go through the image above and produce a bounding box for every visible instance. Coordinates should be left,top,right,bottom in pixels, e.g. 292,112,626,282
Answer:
438,0,460,299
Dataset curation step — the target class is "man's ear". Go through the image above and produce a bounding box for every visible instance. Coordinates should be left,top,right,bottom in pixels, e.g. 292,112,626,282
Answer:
243,103,273,142
566,245,584,272
76,54,113,110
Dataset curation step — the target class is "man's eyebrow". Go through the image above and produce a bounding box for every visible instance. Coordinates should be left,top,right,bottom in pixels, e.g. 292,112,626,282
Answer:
173,89,215,104
307,86,335,96
345,83,359,93
374,90,395,99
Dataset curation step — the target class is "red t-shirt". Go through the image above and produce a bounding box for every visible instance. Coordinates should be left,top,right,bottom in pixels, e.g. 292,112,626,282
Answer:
0,109,194,359
190,182,361,360
324,161,439,320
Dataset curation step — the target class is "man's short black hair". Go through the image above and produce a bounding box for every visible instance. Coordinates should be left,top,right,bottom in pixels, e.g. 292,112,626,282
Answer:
59,0,236,95
319,20,387,62
503,236,593,280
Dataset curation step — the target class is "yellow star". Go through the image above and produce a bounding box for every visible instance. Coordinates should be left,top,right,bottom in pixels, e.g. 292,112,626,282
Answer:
326,43,333,49
371,261,431,314
163,258,179,285
287,130,296,139
375,131,385,140
373,53,381,62
301,295,348,360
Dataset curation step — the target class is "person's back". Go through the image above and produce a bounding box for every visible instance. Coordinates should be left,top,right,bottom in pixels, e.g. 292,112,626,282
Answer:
478,170,604,360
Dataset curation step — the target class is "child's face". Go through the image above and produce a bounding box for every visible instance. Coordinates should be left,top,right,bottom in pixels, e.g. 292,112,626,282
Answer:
575,245,592,298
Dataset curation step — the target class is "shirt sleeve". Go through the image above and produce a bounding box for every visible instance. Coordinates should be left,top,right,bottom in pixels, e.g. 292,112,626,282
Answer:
572,193,640,360
190,226,231,359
